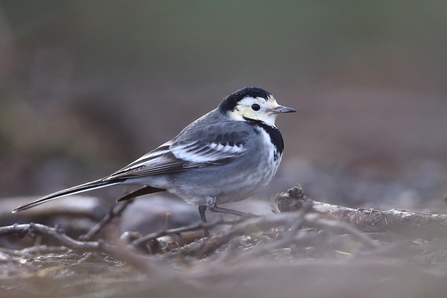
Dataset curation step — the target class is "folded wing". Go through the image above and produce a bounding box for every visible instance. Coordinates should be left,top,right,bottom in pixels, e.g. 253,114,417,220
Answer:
107,121,251,180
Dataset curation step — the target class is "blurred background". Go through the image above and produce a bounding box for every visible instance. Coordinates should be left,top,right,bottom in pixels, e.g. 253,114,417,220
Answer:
1,0,447,214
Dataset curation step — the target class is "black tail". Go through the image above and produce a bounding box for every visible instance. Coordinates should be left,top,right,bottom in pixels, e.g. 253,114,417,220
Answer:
12,178,120,213
117,185,165,202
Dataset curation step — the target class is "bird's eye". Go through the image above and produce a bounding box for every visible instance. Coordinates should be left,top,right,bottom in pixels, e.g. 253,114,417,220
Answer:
251,104,261,111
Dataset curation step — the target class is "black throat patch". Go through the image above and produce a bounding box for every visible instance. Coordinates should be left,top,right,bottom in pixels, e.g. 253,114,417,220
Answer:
243,117,284,158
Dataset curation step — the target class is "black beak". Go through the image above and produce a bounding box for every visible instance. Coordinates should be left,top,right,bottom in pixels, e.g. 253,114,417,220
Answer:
272,105,297,114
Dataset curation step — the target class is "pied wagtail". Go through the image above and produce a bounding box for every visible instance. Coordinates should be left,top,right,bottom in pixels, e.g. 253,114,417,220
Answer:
13,87,296,236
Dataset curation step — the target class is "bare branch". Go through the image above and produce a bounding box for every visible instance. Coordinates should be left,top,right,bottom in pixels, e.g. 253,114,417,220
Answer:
129,217,242,250
80,200,134,241
0,223,114,254
167,211,377,259
275,185,447,238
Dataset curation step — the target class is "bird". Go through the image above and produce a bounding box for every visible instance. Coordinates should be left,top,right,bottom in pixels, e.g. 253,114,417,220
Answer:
12,87,296,236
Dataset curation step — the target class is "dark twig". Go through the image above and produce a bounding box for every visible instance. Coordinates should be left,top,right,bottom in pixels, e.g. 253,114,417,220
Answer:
276,185,447,239
302,213,378,249
80,200,134,241
167,211,378,259
230,211,378,264
0,223,115,254
283,201,313,238
130,217,244,250
166,213,304,258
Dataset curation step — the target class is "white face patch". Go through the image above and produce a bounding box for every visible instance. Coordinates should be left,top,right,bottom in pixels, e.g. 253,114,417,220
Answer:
227,96,279,126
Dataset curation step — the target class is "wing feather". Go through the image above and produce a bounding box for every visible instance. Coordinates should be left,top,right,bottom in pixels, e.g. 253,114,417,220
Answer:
106,121,251,180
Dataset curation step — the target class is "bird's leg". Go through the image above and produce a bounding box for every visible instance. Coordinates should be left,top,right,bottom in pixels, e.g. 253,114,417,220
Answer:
199,197,258,237
198,205,209,237
208,205,247,216
205,196,256,217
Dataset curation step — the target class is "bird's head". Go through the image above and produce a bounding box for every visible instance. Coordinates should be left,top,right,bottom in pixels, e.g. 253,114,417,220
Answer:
219,87,296,126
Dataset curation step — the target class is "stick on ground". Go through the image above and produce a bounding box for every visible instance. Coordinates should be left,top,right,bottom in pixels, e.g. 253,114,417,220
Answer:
275,185,447,239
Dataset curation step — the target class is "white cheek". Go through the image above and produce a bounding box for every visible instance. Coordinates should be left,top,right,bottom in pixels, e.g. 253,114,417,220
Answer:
228,103,277,126
257,113,277,126
227,110,245,121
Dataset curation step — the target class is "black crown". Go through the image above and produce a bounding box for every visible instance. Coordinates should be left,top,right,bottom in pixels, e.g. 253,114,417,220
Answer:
218,87,271,112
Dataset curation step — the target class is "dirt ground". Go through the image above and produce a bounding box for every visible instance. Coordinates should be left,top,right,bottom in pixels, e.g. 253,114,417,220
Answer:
1,2,447,297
